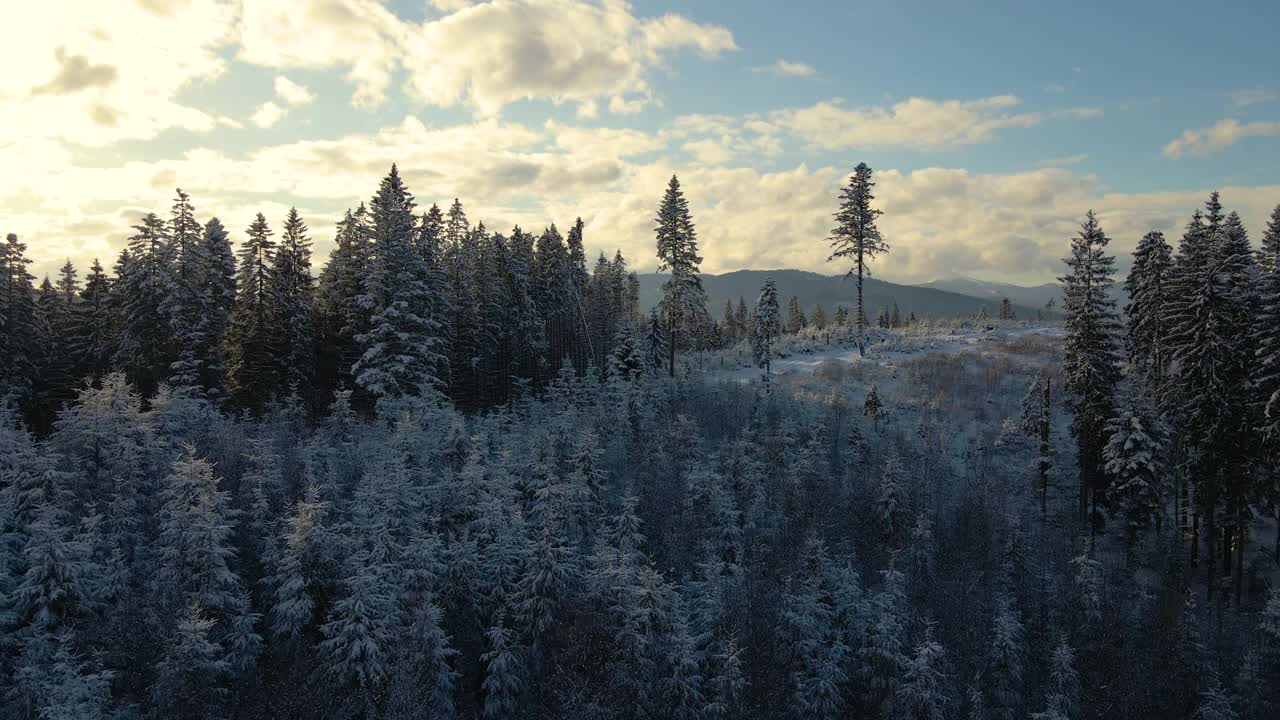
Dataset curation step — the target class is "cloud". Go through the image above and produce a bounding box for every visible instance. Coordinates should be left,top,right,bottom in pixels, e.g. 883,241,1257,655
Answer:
762,96,1042,150
274,75,315,105
2,0,236,145
239,1,734,115
237,0,407,109
14,108,1280,288
400,0,735,115
753,59,816,77
1230,87,1275,108
252,101,285,128
30,47,118,95
1162,118,1280,158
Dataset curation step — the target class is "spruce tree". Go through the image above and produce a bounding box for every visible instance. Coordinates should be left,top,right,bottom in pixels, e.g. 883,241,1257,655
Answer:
199,217,236,399
354,165,448,401
1,234,38,414
225,213,277,412
164,189,218,396
268,207,317,395
1103,389,1168,547
71,259,114,381
1059,210,1122,537
1254,203,1280,445
786,296,807,334
115,213,175,396
315,205,373,398
752,279,781,378
1164,193,1256,598
829,163,888,356
1125,230,1174,385
654,175,707,377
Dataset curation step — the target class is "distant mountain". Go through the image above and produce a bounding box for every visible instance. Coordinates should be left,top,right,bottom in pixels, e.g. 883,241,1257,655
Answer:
915,277,1063,311
917,276,1127,310
635,270,1052,320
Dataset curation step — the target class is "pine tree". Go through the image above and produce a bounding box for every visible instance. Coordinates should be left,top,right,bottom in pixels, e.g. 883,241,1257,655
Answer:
150,602,232,719
70,259,114,381
1059,210,1122,537
315,205,374,398
33,275,75,429
1103,389,1168,546
321,550,396,709
655,175,707,377
834,305,849,326
861,561,909,708
986,594,1024,720
1164,193,1256,598
865,385,882,432
829,163,888,356
875,450,907,545
784,535,850,720
752,278,781,378
896,623,948,720
225,212,277,412
165,188,222,396
115,212,175,396
1125,230,1174,385
481,615,524,719
786,296,807,334
268,207,317,394
2,233,42,410
155,446,256,642
199,217,237,400
353,165,448,401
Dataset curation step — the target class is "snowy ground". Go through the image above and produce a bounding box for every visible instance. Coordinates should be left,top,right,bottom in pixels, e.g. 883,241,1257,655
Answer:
708,324,1067,384
702,322,1280,603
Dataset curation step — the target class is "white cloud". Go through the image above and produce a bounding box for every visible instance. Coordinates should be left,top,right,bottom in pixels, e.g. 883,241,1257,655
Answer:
763,96,1043,150
274,75,315,105
1230,87,1275,108
400,0,735,115
237,0,407,109
1163,118,1280,158
753,59,816,77
0,0,237,146
14,110,1280,288
252,101,285,128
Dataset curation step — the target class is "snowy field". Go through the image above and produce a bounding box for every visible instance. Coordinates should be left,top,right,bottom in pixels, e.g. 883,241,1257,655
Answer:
704,321,1280,598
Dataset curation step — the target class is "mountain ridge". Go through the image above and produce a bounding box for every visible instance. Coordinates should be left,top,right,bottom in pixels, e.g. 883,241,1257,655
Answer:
634,269,1056,320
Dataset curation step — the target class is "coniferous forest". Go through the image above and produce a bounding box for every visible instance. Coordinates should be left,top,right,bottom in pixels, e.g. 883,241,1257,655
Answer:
3,163,1280,720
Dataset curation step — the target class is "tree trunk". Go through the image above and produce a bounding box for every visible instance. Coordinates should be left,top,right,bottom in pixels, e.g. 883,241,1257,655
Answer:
1039,377,1051,519
1205,505,1216,602
1235,519,1245,607
856,252,865,357
1190,508,1199,569
668,310,676,378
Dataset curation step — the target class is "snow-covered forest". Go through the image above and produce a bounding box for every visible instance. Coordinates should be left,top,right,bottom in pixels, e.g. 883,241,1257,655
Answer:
2,164,1280,720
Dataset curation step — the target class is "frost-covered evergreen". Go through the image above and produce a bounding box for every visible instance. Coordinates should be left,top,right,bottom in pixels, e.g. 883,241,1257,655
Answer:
1103,389,1167,545
115,213,175,396
225,212,277,412
655,175,707,377
1125,230,1174,385
268,207,317,394
828,162,888,356
1059,210,1122,535
354,166,448,401
1163,193,1256,599
1254,204,1280,445
752,278,780,377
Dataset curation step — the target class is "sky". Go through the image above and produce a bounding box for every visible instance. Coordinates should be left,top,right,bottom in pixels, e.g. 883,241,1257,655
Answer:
4,0,1280,286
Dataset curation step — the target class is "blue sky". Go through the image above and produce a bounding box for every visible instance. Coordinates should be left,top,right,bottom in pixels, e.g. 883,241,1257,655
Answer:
4,0,1279,285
